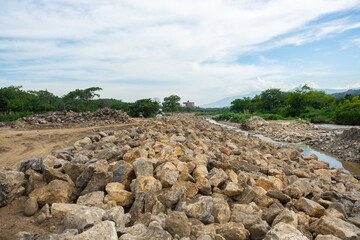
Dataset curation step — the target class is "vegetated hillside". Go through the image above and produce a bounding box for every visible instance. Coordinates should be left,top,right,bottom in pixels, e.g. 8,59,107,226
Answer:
332,89,360,98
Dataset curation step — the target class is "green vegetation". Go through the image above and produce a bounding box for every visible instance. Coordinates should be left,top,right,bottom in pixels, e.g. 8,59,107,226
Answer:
215,112,297,123
333,96,360,125
162,95,181,114
201,85,360,125
1,84,359,124
126,98,160,118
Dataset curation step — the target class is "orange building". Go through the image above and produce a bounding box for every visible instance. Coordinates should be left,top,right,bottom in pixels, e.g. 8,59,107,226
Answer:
183,100,195,107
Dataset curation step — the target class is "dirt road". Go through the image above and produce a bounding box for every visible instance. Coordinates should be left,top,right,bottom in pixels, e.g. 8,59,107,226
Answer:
0,123,136,170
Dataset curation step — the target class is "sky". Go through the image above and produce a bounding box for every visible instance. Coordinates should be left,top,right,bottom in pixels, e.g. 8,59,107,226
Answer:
1,0,360,105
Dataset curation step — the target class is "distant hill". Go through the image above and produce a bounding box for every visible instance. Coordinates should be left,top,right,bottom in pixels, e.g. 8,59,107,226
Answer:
201,91,261,108
201,88,349,108
332,89,360,98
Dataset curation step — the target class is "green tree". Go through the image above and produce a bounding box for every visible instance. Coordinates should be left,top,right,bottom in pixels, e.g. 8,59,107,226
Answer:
28,90,60,111
230,97,251,113
259,89,287,113
285,85,311,116
333,96,360,125
128,98,160,118
62,87,102,111
162,95,181,114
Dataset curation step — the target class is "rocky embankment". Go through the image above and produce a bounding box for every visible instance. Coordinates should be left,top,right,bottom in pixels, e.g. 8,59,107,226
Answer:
7,108,131,128
308,128,360,162
234,116,359,162
1,115,360,239
242,116,326,143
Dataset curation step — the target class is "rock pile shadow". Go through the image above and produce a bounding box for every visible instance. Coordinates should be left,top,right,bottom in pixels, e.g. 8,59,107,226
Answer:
1,115,360,239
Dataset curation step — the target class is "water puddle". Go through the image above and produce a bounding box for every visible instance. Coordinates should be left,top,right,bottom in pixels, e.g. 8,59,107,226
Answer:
207,119,360,176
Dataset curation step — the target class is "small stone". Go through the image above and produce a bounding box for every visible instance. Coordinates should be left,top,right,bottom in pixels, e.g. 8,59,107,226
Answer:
24,197,38,216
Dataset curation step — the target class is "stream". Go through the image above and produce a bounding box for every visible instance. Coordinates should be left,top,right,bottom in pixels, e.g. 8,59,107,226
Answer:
207,119,360,176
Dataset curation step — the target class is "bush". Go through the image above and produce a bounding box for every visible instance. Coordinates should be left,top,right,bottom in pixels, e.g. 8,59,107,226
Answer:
0,111,34,122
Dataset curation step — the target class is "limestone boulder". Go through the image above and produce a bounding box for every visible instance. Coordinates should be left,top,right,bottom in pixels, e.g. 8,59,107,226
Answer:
215,222,249,240
272,209,298,227
111,161,135,190
295,197,325,217
73,221,118,240
103,206,126,231
29,179,77,206
0,168,25,207
133,158,154,177
64,205,106,230
106,182,133,207
212,196,231,224
132,176,162,196
176,195,214,223
76,191,104,207
314,216,360,240
156,162,179,188
208,168,228,187
165,211,191,237
123,148,148,162
264,222,308,240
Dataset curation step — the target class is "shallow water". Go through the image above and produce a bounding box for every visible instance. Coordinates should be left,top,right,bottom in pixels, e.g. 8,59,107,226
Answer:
316,123,360,130
207,119,360,176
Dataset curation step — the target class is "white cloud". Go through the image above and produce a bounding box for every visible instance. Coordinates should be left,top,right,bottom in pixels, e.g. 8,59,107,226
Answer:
1,0,360,104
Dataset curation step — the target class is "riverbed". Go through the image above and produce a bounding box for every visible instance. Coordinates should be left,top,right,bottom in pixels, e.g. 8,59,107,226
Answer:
208,119,360,176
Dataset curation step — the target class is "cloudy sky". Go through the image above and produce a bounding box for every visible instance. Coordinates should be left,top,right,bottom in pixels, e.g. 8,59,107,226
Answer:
1,0,360,105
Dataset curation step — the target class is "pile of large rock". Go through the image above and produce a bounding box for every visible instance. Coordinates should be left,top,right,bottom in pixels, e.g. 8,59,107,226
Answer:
11,108,131,128
2,115,360,239
242,116,326,143
308,128,360,162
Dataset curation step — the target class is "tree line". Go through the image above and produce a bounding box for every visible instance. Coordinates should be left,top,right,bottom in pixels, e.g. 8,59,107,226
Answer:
229,85,360,125
0,86,191,121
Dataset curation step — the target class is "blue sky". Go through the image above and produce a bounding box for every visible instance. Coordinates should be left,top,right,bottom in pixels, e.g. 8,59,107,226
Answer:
1,0,360,105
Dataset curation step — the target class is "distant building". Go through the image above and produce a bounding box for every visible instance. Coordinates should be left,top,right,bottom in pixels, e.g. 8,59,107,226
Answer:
183,100,195,107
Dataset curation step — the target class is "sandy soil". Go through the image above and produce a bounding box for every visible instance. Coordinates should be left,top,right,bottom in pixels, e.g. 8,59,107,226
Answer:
0,122,136,239
0,123,136,170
